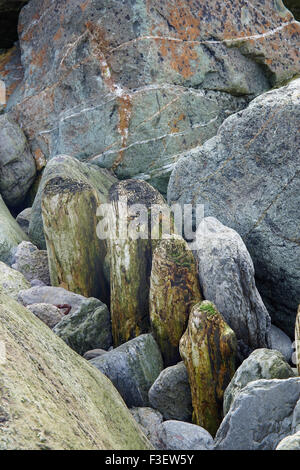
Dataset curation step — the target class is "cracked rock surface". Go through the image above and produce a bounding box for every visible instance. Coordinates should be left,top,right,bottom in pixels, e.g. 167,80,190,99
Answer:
168,79,300,336
4,0,299,193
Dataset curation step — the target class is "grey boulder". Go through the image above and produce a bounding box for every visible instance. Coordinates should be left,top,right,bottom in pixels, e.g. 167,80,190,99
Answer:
168,79,300,337
83,349,108,361
156,421,213,451
215,378,300,450
149,362,192,422
195,217,271,357
223,348,295,415
12,241,50,285
276,432,300,450
27,303,64,329
53,298,112,356
90,334,164,408
0,114,36,207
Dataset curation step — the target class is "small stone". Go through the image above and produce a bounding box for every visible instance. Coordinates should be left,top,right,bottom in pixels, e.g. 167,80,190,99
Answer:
83,349,108,360
12,241,50,285
130,407,163,449
27,303,64,329
16,208,32,236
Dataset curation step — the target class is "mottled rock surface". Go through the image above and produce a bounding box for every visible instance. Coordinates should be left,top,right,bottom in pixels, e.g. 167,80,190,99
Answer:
130,407,163,449
276,432,300,450
156,421,214,451
0,293,151,450
0,45,23,112
195,217,271,357
91,334,163,408
53,297,112,356
6,0,299,192
12,241,50,285
149,362,192,422
0,260,30,299
27,303,64,329
215,378,300,450
0,114,36,207
223,348,295,415
168,80,300,337
150,235,202,366
180,301,236,436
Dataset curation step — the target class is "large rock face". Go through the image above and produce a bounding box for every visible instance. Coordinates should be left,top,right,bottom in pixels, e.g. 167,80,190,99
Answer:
0,260,30,299
6,0,299,193
195,217,271,357
91,334,164,408
0,293,151,450
214,378,300,450
0,194,28,264
168,80,300,336
0,114,36,207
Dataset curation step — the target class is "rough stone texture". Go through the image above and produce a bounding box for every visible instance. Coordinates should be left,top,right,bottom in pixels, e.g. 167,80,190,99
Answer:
0,195,28,264
194,218,272,357
149,361,192,422
0,293,151,450
168,80,300,337
130,407,163,449
180,301,237,437
296,305,300,375
27,303,64,329
12,241,50,285
0,260,30,299
16,207,31,235
156,420,214,451
214,378,300,450
223,348,295,415
6,0,299,193
150,235,202,366
270,324,293,363
90,334,164,408
0,45,23,112
18,285,93,311
276,432,300,450
53,297,112,356
0,114,36,207
29,154,116,250
108,179,166,346
83,349,108,361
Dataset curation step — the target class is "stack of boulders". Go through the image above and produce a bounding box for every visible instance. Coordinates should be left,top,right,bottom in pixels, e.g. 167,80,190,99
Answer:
0,0,299,451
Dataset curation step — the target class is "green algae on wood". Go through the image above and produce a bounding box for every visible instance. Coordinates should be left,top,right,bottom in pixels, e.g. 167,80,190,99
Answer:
150,235,202,366
180,301,237,437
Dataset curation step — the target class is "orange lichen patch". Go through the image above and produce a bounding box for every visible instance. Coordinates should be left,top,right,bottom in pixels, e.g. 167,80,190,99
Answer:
112,93,133,171
33,148,47,171
54,28,63,41
170,112,186,133
31,46,47,68
157,37,199,79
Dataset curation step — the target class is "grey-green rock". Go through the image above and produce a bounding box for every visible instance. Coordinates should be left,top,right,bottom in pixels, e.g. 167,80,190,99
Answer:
149,362,192,422
12,241,50,285
168,80,300,337
91,334,164,408
53,297,112,356
0,293,151,450
215,378,300,450
223,348,295,415
27,303,64,329
0,194,28,264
